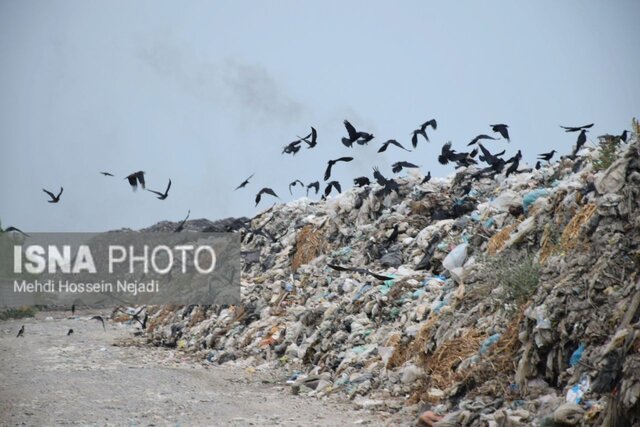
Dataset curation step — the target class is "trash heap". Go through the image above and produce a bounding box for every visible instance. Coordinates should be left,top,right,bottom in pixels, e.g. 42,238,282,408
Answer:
144,132,640,426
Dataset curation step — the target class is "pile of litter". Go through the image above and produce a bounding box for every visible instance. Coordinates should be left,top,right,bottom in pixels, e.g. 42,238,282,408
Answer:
141,133,640,426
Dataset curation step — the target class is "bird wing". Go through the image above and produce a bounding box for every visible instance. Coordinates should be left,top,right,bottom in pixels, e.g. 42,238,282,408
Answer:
337,156,354,163
100,171,114,176
411,132,418,148
165,179,172,194
136,172,146,189
333,181,342,193
147,189,165,197
263,188,278,198
42,189,56,199
126,175,138,189
327,263,350,272
343,120,358,140
422,119,437,130
311,127,317,142
378,141,389,153
324,163,332,181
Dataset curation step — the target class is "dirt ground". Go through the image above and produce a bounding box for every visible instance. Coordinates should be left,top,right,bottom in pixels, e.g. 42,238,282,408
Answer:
0,311,397,426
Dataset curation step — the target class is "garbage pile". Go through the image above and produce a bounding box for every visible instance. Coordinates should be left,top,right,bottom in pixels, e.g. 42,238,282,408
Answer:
143,133,640,426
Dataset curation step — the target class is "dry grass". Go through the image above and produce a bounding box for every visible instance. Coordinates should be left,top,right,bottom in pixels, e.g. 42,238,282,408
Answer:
487,224,517,255
291,225,326,272
539,223,559,264
560,203,597,251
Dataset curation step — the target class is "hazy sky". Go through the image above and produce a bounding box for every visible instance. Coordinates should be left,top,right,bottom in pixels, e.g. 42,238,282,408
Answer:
1,1,638,232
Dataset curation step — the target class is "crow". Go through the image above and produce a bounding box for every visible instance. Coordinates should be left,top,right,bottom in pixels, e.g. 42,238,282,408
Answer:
174,210,190,233
147,179,171,200
234,173,254,190
478,143,505,166
490,124,510,141
467,134,498,146
378,139,411,153
324,157,353,181
353,176,371,187
99,171,114,176
288,180,304,195
306,181,320,196
535,161,541,170
71,304,75,315
140,313,148,329
327,263,393,281
421,171,431,184
372,167,399,195
385,224,399,244
560,123,594,132
125,171,146,191
298,127,318,148
255,188,279,206
505,158,520,177
90,315,106,331
573,129,588,154
323,181,341,198
2,226,30,237
282,140,303,155
342,120,373,147
16,325,24,338
67,329,74,336
43,187,63,203
619,130,628,142
392,161,419,173
505,150,522,164
538,150,557,162
438,142,455,165
411,119,437,148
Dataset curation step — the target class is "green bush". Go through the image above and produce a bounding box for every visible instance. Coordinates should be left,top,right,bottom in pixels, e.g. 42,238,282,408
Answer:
477,250,541,306
592,135,622,172
0,306,36,321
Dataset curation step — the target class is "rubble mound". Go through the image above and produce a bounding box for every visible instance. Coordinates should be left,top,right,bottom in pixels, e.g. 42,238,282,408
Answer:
145,134,640,426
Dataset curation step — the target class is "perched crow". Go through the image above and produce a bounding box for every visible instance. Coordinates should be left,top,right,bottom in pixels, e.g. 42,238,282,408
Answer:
537,150,557,162
490,124,510,141
505,150,522,164
306,181,320,196
324,157,353,181
255,188,279,206
2,226,30,237
125,171,146,190
298,127,318,148
391,161,419,173
560,123,594,132
43,187,63,203
619,130,628,142
378,139,411,153
234,173,254,190
327,263,393,281
505,158,520,177
323,181,341,198
71,304,75,315
174,210,191,232
372,167,399,195
467,134,498,146
67,329,74,336
99,171,114,176
385,224,399,244
90,316,106,331
353,176,371,187
147,179,171,200
573,129,588,155
16,325,24,338
535,161,541,170
421,171,431,184
288,179,304,195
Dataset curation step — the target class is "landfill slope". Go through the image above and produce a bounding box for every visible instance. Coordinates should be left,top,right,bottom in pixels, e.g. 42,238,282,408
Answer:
145,133,640,426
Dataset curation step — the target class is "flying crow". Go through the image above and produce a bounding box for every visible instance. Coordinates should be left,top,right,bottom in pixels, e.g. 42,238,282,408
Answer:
288,180,304,195
372,167,399,195
255,188,279,206
90,316,106,331
282,140,303,155
306,181,320,196
324,157,353,181
560,123,594,132
234,173,254,190
147,179,171,200
391,161,419,173
174,210,190,232
467,134,498,146
2,226,30,237
125,171,146,190
411,119,437,148
298,127,318,148
490,124,510,141
100,171,114,176
537,150,557,162
43,187,63,203
323,181,341,198
342,120,373,147
378,139,411,153
438,142,455,165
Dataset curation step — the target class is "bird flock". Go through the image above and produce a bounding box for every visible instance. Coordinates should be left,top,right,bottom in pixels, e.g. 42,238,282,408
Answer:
232,119,629,208
0,118,631,237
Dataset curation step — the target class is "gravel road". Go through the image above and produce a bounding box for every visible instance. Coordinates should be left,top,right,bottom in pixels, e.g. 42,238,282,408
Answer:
0,311,389,426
